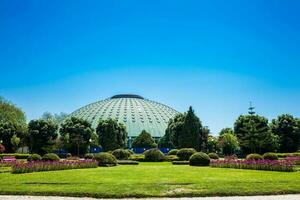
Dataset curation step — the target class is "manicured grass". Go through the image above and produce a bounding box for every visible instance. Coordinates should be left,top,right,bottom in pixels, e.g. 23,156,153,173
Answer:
0,162,300,198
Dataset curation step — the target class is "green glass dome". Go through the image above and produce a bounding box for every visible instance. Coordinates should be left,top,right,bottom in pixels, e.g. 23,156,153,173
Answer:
69,94,179,138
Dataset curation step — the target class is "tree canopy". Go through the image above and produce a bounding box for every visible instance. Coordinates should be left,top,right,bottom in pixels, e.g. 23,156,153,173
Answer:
60,117,94,155
28,119,58,154
271,114,300,152
132,130,157,148
96,119,127,151
218,132,239,155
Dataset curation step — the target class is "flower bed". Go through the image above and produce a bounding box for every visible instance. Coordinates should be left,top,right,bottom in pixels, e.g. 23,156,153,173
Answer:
210,159,295,172
11,160,98,174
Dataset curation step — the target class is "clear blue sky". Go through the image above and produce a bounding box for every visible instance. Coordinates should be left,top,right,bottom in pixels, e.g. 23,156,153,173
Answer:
1,0,300,134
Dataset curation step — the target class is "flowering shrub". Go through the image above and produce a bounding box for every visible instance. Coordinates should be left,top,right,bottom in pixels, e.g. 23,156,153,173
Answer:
210,159,295,172
285,156,300,165
0,144,5,153
246,154,263,160
11,160,98,174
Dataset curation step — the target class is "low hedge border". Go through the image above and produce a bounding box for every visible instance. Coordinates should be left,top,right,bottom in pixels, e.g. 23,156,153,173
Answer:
117,160,139,165
172,161,189,165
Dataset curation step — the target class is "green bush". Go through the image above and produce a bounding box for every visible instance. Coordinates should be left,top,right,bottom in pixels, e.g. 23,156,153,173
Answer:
263,152,278,160
66,153,72,158
172,161,189,165
0,154,30,159
165,155,179,162
129,154,145,162
117,160,139,165
276,153,300,158
112,149,131,160
144,149,165,162
208,153,219,160
246,153,263,161
168,149,178,155
177,148,197,160
189,152,210,166
84,153,94,159
27,154,42,162
42,153,60,161
94,153,117,166
126,149,134,155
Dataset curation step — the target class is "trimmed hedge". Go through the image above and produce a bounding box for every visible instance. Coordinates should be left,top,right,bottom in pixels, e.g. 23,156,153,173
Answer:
165,155,179,162
276,153,300,158
189,152,210,166
208,153,219,160
177,148,197,161
27,154,42,162
263,152,278,160
172,161,189,165
129,154,145,162
112,149,131,160
94,153,117,167
144,149,165,162
126,149,135,155
84,153,94,159
246,154,263,161
117,160,139,165
0,154,30,159
42,153,60,161
168,149,179,155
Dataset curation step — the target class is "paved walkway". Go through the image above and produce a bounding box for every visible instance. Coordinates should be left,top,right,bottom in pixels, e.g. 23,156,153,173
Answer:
1,195,300,200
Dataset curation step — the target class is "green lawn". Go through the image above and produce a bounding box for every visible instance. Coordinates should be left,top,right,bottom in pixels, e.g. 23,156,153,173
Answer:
0,162,300,198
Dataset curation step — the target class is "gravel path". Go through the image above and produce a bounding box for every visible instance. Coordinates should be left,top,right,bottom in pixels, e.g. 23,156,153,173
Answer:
1,195,300,200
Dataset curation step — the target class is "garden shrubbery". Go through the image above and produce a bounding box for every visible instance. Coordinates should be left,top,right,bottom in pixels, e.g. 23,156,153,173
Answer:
84,153,94,159
94,153,117,166
246,154,263,161
263,152,278,160
144,149,165,162
208,153,219,160
189,152,210,166
165,155,179,161
172,161,189,165
168,149,178,155
0,154,30,160
117,160,139,165
177,148,197,160
27,154,42,162
112,149,131,160
42,153,60,161
129,154,145,162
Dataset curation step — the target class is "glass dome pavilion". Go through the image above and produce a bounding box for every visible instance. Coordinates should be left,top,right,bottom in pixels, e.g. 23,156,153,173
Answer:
69,94,179,143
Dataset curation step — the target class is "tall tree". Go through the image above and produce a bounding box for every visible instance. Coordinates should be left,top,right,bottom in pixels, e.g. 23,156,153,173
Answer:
160,107,207,151
219,127,234,136
207,135,219,153
218,132,239,155
60,117,94,155
271,114,300,152
234,115,278,154
132,130,157,148
96,119,127,151
0,97,27,152
28,119,58,154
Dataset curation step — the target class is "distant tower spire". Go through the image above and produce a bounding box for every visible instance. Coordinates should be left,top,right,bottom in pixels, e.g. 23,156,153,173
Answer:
248,101,255,115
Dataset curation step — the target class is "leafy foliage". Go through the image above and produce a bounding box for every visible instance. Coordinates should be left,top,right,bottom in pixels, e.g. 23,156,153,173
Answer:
28,119,58,154
96,119,127,151
0,144,5,153
143,148,165,162
112,149,131,160
177,148,197,161
262,152,278,160
167,149,178,155
42,153,60,161
0,97,27,152
94,152,117,166
189,152,210,166
208,152,219,160
84,153,94,159
206,135,219,153
132,130,157,148
270,114,300,153
218,132,239,156
60,117,94,155
234,115,278,154
27,154,42,162
246,153,263,161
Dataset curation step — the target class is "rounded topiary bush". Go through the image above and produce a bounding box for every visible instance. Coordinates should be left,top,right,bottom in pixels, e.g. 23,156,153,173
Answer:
27,154,42,162
42,153,60,161
189,152,210,166
177,148,197,160
112,149,131,160
94,153,117,166
144,148,165,162
126,149,135,155
168,149,179,155
246,153,263,161
66,153,72,158
208,153,219,160
263,152,278,160
84,153,94,159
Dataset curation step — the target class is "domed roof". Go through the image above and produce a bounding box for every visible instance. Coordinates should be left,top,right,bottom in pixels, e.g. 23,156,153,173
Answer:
69,94,179,137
